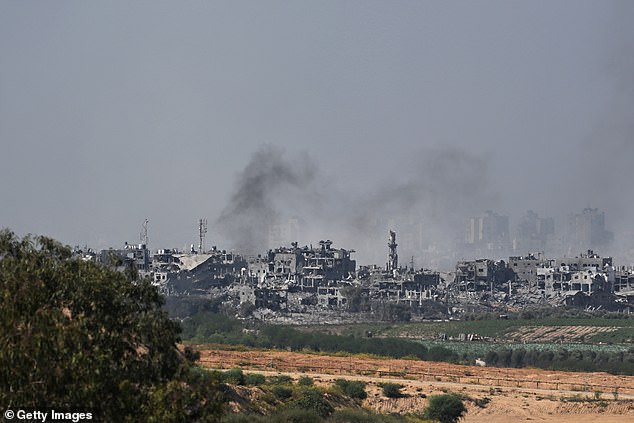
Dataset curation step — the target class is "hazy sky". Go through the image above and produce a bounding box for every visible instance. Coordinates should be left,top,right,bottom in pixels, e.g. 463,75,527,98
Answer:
1,1,632,262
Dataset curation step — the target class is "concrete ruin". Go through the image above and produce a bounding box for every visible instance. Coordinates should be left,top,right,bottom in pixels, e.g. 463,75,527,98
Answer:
89,230,634,321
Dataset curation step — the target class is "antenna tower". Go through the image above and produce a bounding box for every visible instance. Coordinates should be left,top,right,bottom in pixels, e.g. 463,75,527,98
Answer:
140,218,149,246
198,218,208,252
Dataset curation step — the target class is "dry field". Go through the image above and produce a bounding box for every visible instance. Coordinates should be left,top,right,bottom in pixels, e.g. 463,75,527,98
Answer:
198,347,634,422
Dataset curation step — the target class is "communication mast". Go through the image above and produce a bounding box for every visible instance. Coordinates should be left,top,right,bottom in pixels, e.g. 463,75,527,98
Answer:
198,218,208,253
140,218,149,246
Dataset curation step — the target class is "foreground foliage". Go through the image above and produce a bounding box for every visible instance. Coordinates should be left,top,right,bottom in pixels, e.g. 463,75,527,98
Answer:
422,394,466,423
0,231,224,421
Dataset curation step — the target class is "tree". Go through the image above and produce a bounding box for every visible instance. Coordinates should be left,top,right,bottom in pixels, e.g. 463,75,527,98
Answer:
0,230,224,421
422,394,467,423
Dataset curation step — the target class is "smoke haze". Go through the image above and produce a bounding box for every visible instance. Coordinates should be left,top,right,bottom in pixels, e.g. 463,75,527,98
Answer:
0,2,632,266
216,144,497,266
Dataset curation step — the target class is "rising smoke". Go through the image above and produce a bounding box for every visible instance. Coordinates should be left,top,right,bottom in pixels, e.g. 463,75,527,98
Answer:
215,145,321,254
215,144,495,266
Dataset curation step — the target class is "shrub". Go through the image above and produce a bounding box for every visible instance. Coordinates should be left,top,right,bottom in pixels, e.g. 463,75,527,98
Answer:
334,379,367,400
267,375,293,385
298,376,315,386
223,368,245,385
244,373,266,386
474,397,490,408
290,389,334,418
422,394,467,423
271,385,294,400
381,383,404,398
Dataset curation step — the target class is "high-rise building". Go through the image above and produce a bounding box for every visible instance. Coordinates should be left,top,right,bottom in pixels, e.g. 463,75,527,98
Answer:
515,210,555,251
465,210,510,250
567,208,613,250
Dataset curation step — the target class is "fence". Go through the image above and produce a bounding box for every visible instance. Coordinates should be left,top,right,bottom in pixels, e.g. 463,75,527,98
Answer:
198,349,634,397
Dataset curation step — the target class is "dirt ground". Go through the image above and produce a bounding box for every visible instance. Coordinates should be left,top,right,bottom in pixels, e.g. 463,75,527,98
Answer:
197,347,634,422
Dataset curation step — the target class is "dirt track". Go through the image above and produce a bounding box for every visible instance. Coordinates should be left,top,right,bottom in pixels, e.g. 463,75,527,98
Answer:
197,347,634,422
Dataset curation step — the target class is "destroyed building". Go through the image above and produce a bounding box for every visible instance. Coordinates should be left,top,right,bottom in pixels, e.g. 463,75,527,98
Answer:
151,247,246,295
613,267,634,293
454,259,513,293
97,242,151,274
91,218,634,319
244,240,356,291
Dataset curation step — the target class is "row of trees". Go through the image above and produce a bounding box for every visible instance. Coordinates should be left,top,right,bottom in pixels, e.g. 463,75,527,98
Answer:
484,347,634,374
182,312,458,361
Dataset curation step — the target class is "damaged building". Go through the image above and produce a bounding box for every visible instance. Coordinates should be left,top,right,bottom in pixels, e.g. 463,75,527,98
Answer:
93,220,633,319
151,247,246,295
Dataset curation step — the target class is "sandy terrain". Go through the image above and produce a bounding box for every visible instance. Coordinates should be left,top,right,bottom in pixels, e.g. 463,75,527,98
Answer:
197,347,634,422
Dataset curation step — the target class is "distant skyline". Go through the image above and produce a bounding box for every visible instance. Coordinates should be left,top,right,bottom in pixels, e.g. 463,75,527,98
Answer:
1,1,633,264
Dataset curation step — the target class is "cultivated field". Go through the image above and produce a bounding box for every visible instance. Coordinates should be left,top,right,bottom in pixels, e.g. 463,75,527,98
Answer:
506,325,619,343
309,317,634,344
197,347,634,422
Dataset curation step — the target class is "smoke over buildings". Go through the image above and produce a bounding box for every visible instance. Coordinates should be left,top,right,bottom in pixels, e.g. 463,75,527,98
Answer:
215,144,497,267
215,145,321,254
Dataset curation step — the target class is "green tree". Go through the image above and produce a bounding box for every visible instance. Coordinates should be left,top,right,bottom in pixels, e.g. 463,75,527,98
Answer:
0,230,224,422
422,394,467,423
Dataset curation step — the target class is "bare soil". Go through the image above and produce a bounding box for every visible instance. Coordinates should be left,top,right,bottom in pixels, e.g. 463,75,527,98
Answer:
197,347,634,422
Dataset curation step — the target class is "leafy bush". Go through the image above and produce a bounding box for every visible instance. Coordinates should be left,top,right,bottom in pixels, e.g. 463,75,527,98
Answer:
290,389,334,418
0,231,225,422
423,394,467,423
381,383,404,398
244,373,266,386
223,368,245,385
334,379,367,399
474,397,490,408
298,376,315,386
272,385,294,399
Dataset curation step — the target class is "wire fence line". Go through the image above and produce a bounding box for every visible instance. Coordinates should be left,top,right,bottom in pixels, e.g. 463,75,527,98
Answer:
199,350,634,396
